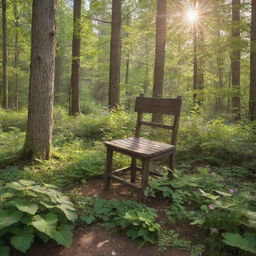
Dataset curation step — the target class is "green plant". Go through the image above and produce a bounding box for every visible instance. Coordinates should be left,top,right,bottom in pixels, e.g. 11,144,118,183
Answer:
222,232,256,254
0,180,77,255
144,172,172,198
158,229,204,255
158,229,191,252
76,197,160,244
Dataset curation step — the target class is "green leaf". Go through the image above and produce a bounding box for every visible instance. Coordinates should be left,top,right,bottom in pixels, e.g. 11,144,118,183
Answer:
0,246,10,256
5,181,25,191
14,199,38,215
83,215,95,225
0,209,23,230
31,213,58,238
222,232,256,254
54,204,77,223
126,228,139,240
19,180,36,187
10,227,34,253
52,224,73,247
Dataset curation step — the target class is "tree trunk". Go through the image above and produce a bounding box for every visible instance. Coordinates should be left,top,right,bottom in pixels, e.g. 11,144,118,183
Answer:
193,23,198,105
69,0,81,115
152,0,167,123
13,0,19,110
216,29,224,113
108,0,121,109
197,27,204,105
250,0,256,121
23,0,56,160
125,53,132,110
231,0,241,119
2,0,8,109
54,44,62,103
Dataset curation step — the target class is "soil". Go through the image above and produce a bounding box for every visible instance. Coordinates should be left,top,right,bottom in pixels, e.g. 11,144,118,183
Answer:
27,178,192,256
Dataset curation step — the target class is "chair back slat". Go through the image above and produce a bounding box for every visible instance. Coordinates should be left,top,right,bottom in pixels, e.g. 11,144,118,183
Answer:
135,96,181,115
140,121,173,130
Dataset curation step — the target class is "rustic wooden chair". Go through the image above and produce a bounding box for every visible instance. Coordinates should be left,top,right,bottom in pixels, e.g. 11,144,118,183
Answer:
104,94,182,196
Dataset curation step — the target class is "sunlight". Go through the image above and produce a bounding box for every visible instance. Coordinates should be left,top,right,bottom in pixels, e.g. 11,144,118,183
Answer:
186,9,198,24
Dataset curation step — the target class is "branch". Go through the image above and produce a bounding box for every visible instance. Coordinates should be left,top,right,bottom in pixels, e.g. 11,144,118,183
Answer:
83,15,111,24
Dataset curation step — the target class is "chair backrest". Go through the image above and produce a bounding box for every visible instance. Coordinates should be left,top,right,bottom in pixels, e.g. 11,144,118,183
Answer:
134,94,182,145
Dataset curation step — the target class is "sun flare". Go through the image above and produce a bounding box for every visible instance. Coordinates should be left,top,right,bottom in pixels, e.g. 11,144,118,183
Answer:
186,9,198,23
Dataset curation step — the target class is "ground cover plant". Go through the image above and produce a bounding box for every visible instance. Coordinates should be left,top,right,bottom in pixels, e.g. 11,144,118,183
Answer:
0,179,77,255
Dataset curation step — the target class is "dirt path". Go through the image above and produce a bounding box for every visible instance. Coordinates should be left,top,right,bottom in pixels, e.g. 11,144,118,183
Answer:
27,178,190,256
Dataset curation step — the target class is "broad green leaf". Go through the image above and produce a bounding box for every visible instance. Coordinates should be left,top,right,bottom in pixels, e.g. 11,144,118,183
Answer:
0,209,23,230
5,182,25,191
0,192,15,199
222,232,256,254
0,246,10,256
52,224,73,247
31,213,58,238
14,199,38,215
10,227,34,253
19,180,36,187
54,204,77,223
126,228,138,240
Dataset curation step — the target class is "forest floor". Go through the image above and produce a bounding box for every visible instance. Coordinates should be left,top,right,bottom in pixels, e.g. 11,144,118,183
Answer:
27,178,191,256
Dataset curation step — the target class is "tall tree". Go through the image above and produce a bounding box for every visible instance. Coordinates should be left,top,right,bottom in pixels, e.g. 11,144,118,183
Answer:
193,20,198,105
69,0,81,115
108,0,121,109
13,0,20,109
54,44,62,103
250,0,256,121
2,0,8,109
23,0,56,160
152,0,167,123
231,0,241,119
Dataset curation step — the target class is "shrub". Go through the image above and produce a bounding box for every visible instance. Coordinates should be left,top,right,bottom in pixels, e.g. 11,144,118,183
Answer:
0,180,77,255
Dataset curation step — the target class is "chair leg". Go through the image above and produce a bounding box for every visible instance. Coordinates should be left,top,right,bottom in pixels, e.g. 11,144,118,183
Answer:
141,159,150,198
104,148,113,191
168,153,175,180
131,157,137,183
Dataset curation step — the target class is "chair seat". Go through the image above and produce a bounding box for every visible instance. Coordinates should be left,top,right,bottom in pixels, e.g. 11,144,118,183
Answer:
105,137,175,158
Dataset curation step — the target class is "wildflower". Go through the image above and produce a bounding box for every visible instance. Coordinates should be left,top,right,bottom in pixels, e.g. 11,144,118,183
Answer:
229,189,237,194
208,205,215,210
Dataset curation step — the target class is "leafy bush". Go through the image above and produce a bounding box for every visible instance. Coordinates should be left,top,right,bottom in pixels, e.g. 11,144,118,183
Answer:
178,117,256,170
76,197,160,244
0,180,77,255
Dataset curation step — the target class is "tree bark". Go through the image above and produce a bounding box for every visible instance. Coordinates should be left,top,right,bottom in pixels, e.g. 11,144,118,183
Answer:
231,0,241,119
193,23,198,105
216,28,224,113
54,44,62,103
69,0,81,115
108,0,121,109
2,0,8,109
152,0,167,123
23,0,56,160
250,0,256,121
13,0,19,110
197,27,204,105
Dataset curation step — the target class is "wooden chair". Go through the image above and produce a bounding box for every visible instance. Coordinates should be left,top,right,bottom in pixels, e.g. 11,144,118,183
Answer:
104,94,182,196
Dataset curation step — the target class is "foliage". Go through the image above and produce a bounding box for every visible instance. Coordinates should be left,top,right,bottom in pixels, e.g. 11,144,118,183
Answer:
178,117,256,170
158,229,204,256
144,172,172,198
166,167,256,255
75,197,160,244
0,180,77,254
